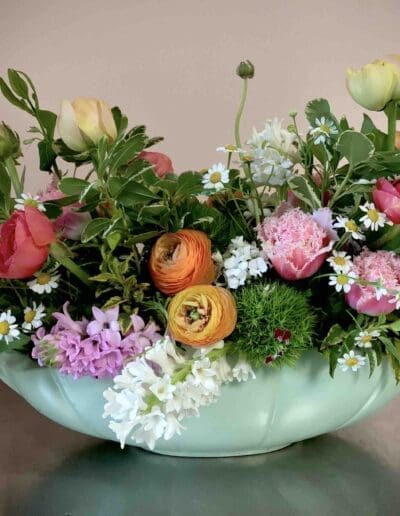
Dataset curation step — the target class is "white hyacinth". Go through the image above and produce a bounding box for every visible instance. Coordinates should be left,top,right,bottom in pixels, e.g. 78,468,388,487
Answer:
103,337,255,449
247,118,299,186
223,236,268,289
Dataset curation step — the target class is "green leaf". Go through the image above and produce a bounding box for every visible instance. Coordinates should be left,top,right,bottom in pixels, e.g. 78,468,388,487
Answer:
335,130,375,168
175,171,203,197
328,347,340,378
116,181,155,207
106,232,121,251
0,77,31,113
111,134,146,170
0,332,30,352
305,98,334,126
129,230,161,244
366,349,376,378
321,324,346,349
112,106,128,134
138,204,169,224
81,218,110,243
38,110,57,139
38,140,57,171
59,177,90,196
379,335,400,364
43,202,62,219
287,175,322,210
7,69,29,98
0,162,11,198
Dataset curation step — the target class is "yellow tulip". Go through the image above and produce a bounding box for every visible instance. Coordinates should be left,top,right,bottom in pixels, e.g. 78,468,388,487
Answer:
346,60,396,111
57,97,117,152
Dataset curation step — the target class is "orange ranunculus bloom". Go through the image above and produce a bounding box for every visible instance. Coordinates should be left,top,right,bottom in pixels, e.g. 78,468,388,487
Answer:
148,229,215,295
168,285,237,347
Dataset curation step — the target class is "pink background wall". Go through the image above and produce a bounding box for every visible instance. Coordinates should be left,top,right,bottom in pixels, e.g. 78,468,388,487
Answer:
0,0,399,191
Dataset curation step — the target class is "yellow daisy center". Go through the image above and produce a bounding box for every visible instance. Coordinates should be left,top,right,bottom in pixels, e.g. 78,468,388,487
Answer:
24,198,39,208
320,123,330,134
361,334,372,343
337,274,349,285
225,145,237,151
367,209,379,223
345,220,359,232
346,357,359,367
24,310,37,323
210,172,222,184
37,273,51,285
333,256,347,267
0,321,10,335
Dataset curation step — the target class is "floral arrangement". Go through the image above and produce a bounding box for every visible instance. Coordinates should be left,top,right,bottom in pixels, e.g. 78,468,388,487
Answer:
1,56,400,449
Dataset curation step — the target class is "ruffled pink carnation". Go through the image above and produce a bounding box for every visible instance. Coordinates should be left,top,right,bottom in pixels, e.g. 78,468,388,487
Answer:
345,249,400,316
257,206,336,280
32,303,161,379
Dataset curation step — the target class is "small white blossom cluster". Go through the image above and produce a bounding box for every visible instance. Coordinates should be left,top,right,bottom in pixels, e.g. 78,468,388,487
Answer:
247,118,299,186
103,337,255,450
222,236,268,289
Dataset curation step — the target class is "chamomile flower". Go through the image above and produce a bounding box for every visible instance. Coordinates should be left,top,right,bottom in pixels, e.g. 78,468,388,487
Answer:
216,144,242,153
22,302,46,331
359,202,392,231
309,117,338,145
15,193,45,212
327,251,353,273
354,330,380,349
333,216,365,240
28,271,60,294
328,271,357,293
337,350,366,372
0,310,20,344
202,163,230,191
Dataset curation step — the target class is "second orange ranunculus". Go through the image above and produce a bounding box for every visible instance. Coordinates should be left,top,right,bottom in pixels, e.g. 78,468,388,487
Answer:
149,229,215,295
168,285,237,347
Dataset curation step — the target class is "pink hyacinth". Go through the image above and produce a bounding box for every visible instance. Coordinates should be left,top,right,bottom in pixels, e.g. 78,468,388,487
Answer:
39,178,91,240
257,206,336,280
32,304,161,379
345,249,400,316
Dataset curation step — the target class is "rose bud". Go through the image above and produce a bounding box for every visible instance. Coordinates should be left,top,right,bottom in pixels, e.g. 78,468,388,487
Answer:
0,207,55,279
149,229,215,295
372,177,400,224
138,151,173,178
57,97,117,152
346,60,395,111
0,122,21,162
257,206,336,281
345,249,400,316
168,285,237,347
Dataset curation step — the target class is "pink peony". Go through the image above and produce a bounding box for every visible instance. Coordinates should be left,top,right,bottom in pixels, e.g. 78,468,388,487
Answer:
39,179,91,240
345,249,400,316
372,177,400,224
257,206,336,281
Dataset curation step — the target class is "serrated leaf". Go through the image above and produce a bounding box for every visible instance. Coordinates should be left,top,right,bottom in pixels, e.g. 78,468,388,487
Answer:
81,218,110,243
335,131,375,168
379,335,400,364
59,177,91,196
129,230,161,244
111,133,146,170
287,175,322,210
116,181,155,207
305,98,333,126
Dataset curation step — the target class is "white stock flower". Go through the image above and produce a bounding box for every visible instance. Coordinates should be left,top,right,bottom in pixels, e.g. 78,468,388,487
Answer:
232,357,256,382
223,236,268,289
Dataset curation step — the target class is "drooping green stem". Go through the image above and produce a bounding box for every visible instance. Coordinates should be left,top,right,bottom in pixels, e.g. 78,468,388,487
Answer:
386,101,397,151
5,157,22,196
50,242,91,285
234,78,248,149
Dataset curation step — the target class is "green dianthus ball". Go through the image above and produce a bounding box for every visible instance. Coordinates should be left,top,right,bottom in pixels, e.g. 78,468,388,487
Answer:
230,282,316,368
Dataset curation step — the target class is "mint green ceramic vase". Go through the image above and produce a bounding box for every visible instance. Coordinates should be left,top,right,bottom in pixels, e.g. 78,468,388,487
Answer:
0,349,398,457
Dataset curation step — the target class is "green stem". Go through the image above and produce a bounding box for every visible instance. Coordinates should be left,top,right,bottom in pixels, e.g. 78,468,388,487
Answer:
5,157,22,196
374,224,400,248
50,242,91,286
386,101,397,151
234,78,248,149
328,164,353,208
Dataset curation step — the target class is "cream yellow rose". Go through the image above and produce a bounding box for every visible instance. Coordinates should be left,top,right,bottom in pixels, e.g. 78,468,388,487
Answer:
57,97,117,151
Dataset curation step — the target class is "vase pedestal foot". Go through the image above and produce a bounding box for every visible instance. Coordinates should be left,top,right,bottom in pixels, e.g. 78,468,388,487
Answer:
140,443,294,458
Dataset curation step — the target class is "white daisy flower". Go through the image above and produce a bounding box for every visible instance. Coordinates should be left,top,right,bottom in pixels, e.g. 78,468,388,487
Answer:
359,202,392,231
309,117,338,145
27,272,60,294
15,193,45,212
327,251,353,273
0,310,20,344
328,272,357,293
216,144,242,153
354,330,380,349
202,163,230,191
22,302,46,331
337,350,366,372
333,216,365,240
